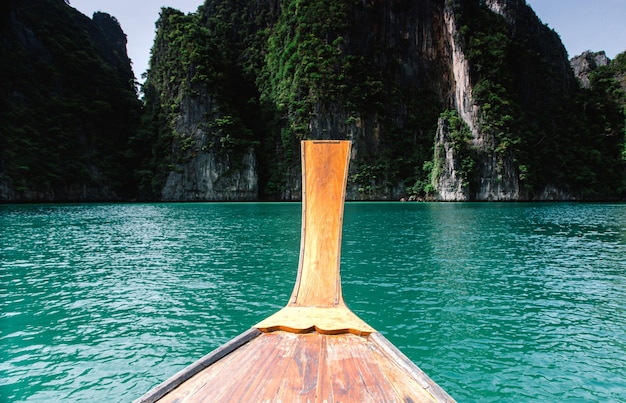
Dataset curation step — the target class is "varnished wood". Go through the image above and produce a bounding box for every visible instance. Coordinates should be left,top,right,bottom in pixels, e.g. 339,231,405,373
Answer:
134,329,262,403
293,140,350,307
255,140,375,335
146,331,453,403
135,140,456,402
255,305,374,335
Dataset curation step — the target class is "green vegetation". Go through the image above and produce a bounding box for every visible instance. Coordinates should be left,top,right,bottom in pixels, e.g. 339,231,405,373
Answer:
456,1,625,198
261,0,350,138
582,53,626,194
257,0,444,198
138,3,269,198
437,110,476,183
0,0,141,200
2,0,624,201
258,0,361,196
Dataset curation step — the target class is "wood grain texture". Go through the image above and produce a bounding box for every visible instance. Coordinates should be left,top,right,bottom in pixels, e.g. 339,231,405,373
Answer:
255,140,376,335
137,141,456,402
133,329,262,403
255,305,375,335
293,140,350,308
152,331,455,402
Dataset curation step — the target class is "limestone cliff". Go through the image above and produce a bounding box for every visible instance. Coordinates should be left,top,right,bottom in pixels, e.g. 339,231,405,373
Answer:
160,89,258,201
141,6,261,201
0,0,141,202
571,51,610,89
432,0,581,200
144,0,625,201
3,0,622,202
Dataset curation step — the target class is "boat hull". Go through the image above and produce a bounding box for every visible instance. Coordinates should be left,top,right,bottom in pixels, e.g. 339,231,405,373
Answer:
135,329,454,402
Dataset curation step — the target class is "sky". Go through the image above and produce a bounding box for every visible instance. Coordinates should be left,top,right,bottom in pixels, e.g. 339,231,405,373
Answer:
69,0,626,84
70,0,203,83
525,0,625,59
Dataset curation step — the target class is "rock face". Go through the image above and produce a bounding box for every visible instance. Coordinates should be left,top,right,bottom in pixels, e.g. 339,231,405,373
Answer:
145,0,624,201
141,6,262,202
432,117,470,201
0,0,141,202
571,51,610,88
435,2,522,201
158,85,258,201
160,95,258,201
2,0,622,202
161,149,257,201
431,0,576,201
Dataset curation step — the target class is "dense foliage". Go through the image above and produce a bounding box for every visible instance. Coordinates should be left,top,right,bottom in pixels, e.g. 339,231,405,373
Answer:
433,109,477,186
0,0,141,200
137,2,270,198
456,0,625,198
2,0,624,201
141,0,624,200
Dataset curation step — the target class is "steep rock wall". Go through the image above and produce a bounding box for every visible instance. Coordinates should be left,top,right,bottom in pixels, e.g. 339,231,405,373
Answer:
431,0,585,201
161,91,257,201
486,0,584,200
162,149,257,201
146,0,622,201
301,0,454,201
432,1,520,201
159,88,258,201
0,0,141,202
434,4,476,201
144,7,260,201
432,117,470,201
571,51,610,89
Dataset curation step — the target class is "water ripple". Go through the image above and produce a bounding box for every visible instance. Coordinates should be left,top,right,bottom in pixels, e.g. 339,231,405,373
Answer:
1,202,625,401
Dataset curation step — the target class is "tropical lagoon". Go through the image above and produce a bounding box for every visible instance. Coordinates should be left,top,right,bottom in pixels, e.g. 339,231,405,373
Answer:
1,202,625,402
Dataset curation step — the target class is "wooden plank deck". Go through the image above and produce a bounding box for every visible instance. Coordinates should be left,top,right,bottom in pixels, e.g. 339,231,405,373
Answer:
143,330,451,403
134,141,456,402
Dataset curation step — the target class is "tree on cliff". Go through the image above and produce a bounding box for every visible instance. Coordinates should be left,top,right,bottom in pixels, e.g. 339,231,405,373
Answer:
140,0,625,201
0,0,142,201
1,0,624,202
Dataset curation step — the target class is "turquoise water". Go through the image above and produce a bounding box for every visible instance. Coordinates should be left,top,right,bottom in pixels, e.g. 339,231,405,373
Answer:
1,202,625,402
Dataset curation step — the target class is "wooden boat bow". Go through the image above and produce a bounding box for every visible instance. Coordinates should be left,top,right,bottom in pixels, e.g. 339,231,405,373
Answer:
256,140,374,336
135,140,455,403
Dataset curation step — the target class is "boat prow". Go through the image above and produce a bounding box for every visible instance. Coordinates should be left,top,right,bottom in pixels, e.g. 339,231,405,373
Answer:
135,140,455,402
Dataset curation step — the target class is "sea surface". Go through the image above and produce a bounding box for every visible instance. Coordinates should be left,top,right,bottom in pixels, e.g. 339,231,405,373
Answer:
1,202,625,402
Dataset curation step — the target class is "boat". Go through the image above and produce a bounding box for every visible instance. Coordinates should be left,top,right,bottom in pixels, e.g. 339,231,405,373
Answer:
134,140,455,402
